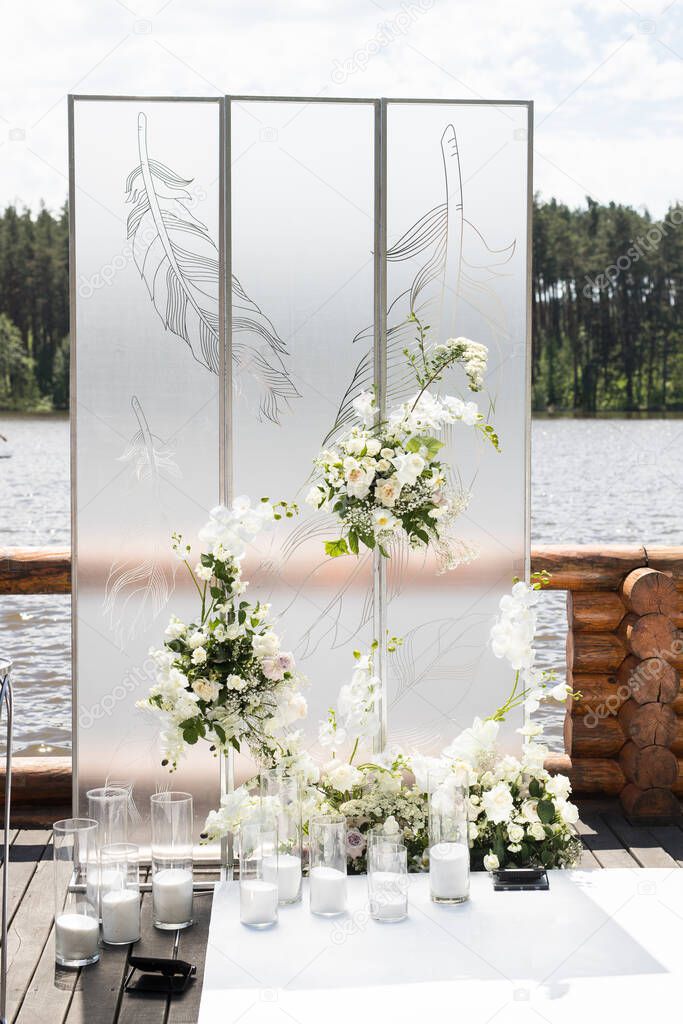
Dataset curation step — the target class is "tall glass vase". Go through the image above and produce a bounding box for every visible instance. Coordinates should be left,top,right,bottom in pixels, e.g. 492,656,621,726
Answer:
259,769,302,905
428,772,470,904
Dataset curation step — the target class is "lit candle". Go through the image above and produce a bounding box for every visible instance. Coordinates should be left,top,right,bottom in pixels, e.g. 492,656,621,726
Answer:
369,870,408,921
101,889,141,944
262,853,302,903
240,879,278,927
429,842,469,901
152,868,194,926
55,913,99,963
309,865,347,916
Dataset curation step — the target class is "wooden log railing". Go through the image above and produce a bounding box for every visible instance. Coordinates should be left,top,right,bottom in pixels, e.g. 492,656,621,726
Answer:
2,545,682,824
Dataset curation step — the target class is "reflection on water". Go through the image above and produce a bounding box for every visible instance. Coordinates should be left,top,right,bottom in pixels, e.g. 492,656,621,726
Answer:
1,415,682,754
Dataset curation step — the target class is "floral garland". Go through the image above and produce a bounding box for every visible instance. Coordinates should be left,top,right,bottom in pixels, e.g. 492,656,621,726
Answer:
306,317,500,572
138,497,307,768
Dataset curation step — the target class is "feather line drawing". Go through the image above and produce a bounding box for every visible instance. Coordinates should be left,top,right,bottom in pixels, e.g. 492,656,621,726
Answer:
126,112,299,423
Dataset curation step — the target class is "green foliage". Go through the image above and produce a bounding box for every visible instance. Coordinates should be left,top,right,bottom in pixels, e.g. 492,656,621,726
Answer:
0,202,69,411
533,195,683,412
324,538,349,558
1,196,681,413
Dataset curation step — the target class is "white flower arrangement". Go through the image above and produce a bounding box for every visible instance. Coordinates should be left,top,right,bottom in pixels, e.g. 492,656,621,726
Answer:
307,316,500,571
137,496,307,769
201,576,582,872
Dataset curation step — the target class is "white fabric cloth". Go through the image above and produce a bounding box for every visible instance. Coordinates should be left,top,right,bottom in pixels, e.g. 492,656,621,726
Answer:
199,869,683,1023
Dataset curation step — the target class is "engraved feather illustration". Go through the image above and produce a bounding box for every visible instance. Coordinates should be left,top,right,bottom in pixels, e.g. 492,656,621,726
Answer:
325,123,516,444
103,396,177,644
126,112,299,423
118,395,180,485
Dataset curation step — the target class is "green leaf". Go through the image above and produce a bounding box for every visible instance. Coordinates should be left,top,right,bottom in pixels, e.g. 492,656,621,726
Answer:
528,778,542,798
348,531,359,555
537,799,556,825
324,539,349,558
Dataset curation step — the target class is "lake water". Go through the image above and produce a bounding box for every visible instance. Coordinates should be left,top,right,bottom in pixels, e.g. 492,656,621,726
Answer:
1,414,682,755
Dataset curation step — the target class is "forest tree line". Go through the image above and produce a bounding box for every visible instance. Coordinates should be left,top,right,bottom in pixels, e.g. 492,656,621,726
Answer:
0,196,681,413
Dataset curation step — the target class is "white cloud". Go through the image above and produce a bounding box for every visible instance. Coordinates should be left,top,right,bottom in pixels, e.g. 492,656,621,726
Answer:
1,0,680,214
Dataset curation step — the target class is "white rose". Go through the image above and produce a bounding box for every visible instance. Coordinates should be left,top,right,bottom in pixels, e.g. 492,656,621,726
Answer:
324,760,363,793
557,798,579,824
343,457,374,500
520,799,540,822
188,630,206,649
528,821,546,841
507,822,524,843
391,452,425,487
545,774,572,801
226,674,246,690
375,477,402,507
481,781,514,824
365,438,382,457
252,632,280,658
192,678,220,702
191,647,207,665
483,853,499,872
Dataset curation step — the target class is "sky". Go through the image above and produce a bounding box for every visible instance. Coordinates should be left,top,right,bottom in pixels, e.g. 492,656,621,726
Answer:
1,0,681,217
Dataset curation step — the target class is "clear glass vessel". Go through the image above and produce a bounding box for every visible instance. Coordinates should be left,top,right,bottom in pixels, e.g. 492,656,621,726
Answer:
100,843,141,945
239,815,279,928
309,814,347,917
367,840,408,922
150,792,194,930
428,771,470,904
53,818,100,968
259,769,303,904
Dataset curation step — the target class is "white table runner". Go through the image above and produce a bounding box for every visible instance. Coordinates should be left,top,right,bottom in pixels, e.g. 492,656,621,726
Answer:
199,870,682,1023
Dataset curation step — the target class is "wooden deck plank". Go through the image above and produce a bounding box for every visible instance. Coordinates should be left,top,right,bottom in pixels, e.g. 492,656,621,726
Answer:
6,829,50,926
646,824,683,865
574,811,640,868
6,836,59,1022
14,927,78,1024
603,813,679,869
167,885,218,1023
115,889,175,1024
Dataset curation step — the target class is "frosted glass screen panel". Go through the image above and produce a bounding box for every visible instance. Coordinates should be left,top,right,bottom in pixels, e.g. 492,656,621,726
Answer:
71,98,223,843
384,101,530,752
229,99,377,768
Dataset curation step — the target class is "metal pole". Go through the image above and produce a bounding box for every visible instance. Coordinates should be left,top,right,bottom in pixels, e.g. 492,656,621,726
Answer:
0,660,13,1024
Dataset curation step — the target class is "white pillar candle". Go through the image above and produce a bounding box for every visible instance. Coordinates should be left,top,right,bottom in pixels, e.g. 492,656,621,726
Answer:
262,853,302,903
429,842,469,900
55,913,99,963
309,865,347,916
240,879,279,927
101,889,141,944
369,870,408,921
152,868,194,925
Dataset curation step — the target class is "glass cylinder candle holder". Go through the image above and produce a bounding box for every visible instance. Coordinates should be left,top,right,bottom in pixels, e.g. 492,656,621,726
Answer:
367,822,404,852
150,792,194,930
100,843,141,945
86,786,129,914
309,814,347,917
367,840,408,923
260,769,302,905
53,818,100,968
428,772,470,905
239,815,279,928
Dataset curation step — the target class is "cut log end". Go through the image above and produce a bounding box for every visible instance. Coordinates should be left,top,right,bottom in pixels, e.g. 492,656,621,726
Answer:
620,566,680,617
